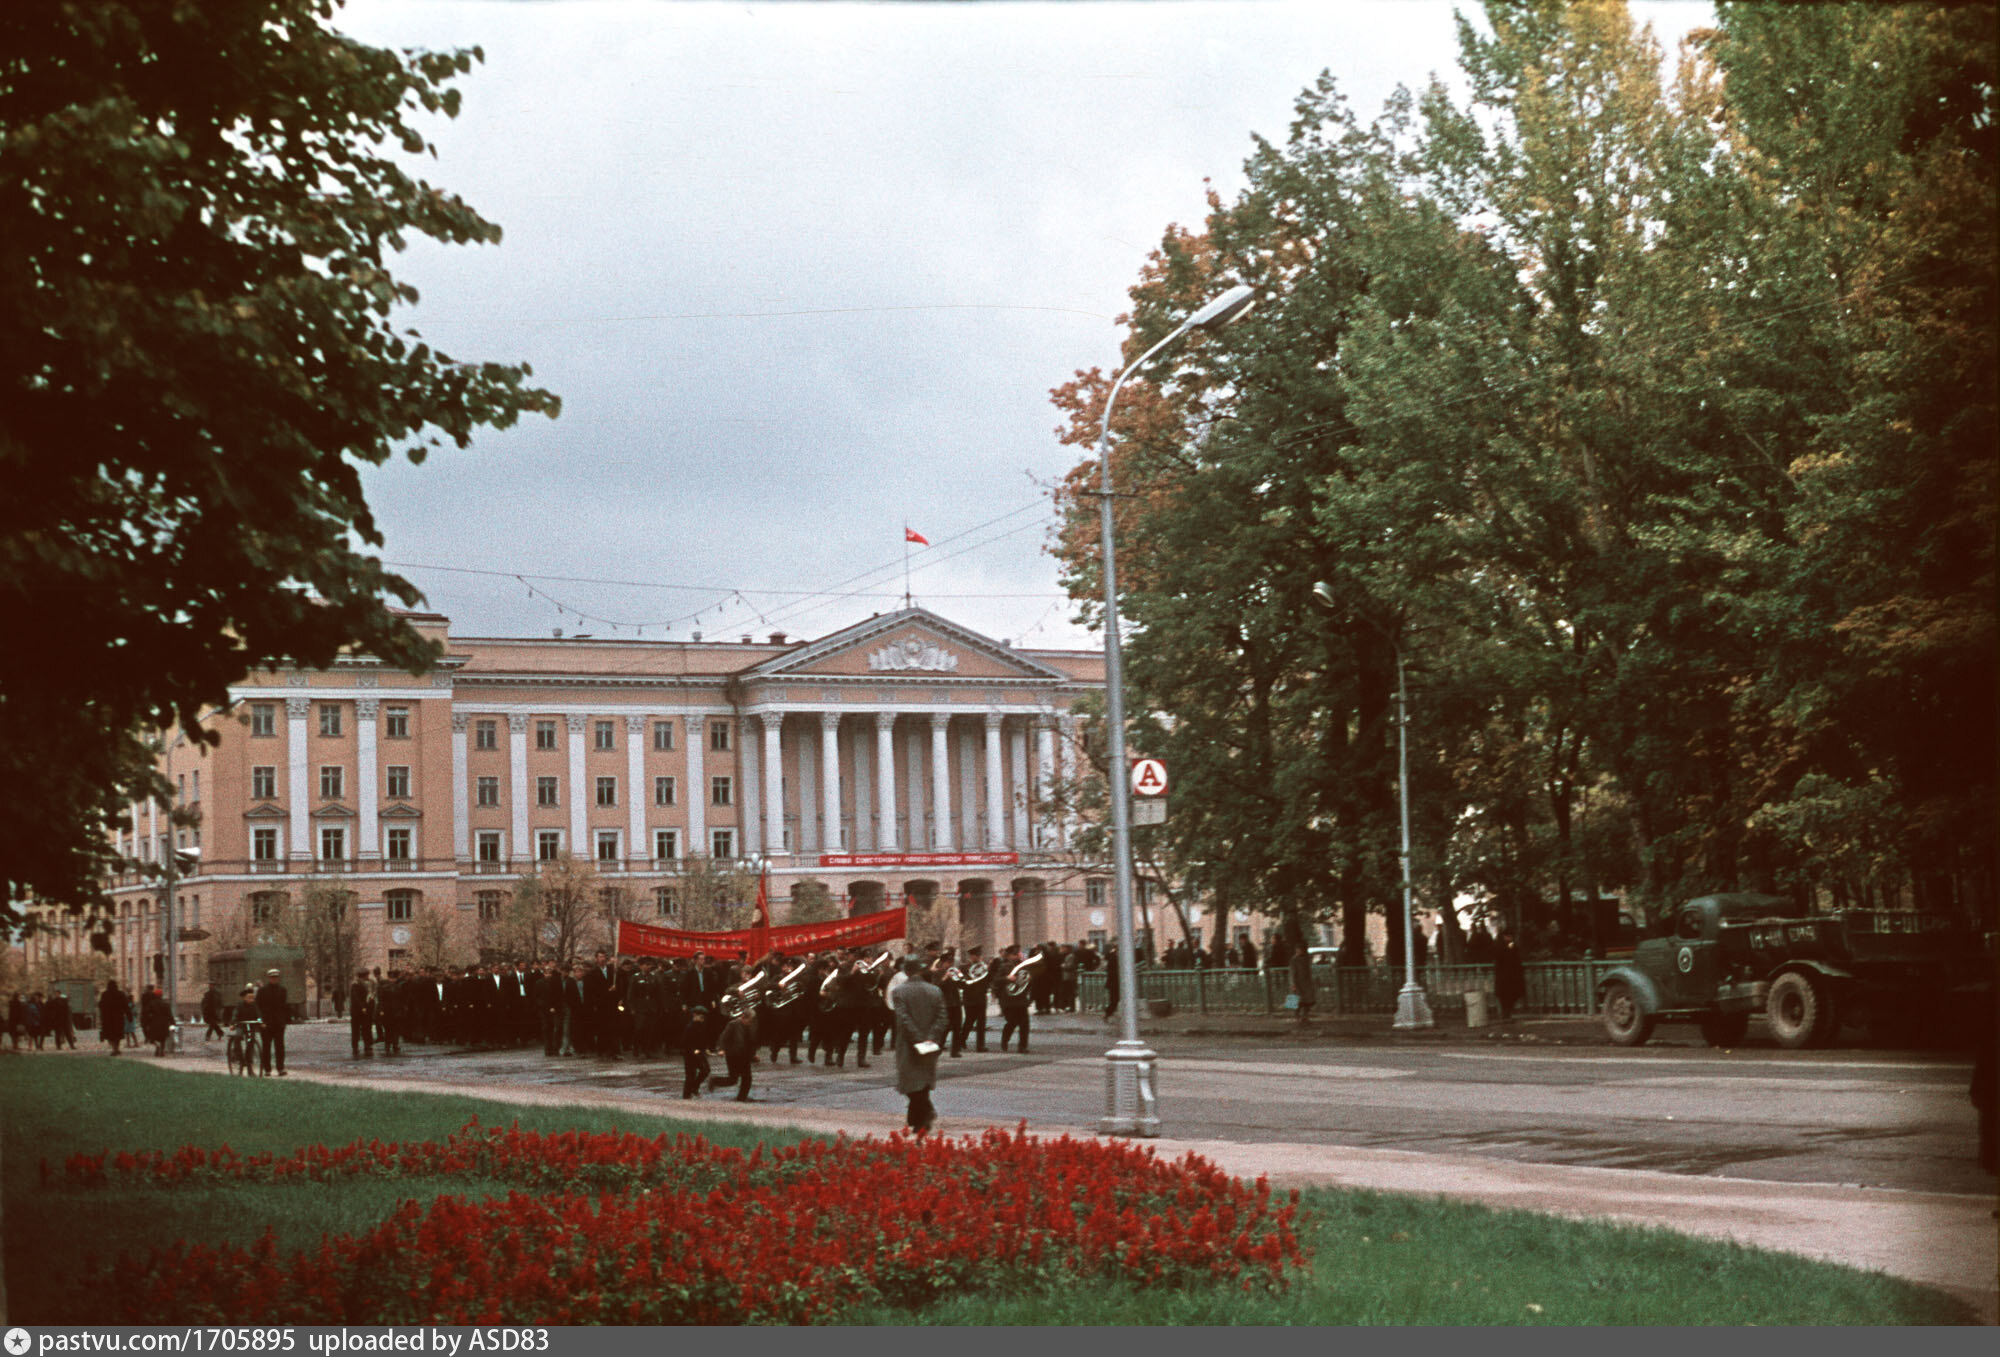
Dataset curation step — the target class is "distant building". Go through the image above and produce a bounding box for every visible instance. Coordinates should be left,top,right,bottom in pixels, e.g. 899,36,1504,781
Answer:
54,607,1178,1007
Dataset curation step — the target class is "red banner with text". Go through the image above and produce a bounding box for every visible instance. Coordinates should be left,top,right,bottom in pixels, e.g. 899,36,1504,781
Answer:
616,908,907,960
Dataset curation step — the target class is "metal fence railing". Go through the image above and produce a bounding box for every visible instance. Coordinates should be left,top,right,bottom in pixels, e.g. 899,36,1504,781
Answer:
1074,960,1615,1018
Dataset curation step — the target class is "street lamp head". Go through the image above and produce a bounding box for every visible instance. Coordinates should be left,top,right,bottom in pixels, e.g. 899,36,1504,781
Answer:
1186,283,1259,332
1311,579,1337,611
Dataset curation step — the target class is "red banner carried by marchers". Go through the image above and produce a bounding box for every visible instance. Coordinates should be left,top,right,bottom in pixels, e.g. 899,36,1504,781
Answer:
616,907,907,960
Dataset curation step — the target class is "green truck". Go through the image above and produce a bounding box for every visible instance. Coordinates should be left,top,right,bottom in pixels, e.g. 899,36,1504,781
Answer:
1595,894,1973,1049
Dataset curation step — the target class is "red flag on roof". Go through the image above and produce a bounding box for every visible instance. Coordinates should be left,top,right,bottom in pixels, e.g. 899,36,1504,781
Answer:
905,527,929,546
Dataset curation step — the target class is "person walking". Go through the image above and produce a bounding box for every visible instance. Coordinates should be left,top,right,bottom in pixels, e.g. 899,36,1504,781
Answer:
712,1004,758,1101
97,980,133,1056
892,957,950,1134
996,946,1034,1054
680,1005,714,1099
140,985,173,1055
200,983,224,1041
45,990,77,1049
254,968,290,1075
348,969,375,1057
1288,946,1316,1026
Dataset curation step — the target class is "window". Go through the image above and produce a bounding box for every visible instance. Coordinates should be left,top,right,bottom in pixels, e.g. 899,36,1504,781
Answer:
475,719,497,750
191,770,200,802
476,891,503,921
653,886,678,919
653,775,676,807
251,766,276,800
1088,929,1107,951
652,829,678,862
386,765,410,799
536,830,562,861
319,704,342,737
535,720,556,750
177,774,185,801
320,766,344,800
385,706,410,738
1086,878,1108,911
386,827,413,861
251,703,275,737
186,893,200,929
319,826,346,861
476,830,503,864
476,775,499,807
652,720,674,751
384,889,414,922
536,776,559,807
594,719,615,750
595,830,620,862
709,828,734,860
710,776,732,807
251,892,281,925
252,827,278,861
595,776,617,808
710,721,730,751
388,948,409,965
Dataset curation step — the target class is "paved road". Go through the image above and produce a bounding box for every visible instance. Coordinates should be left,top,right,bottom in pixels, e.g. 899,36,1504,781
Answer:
163,1014,1996,1321
225,1012,1986,1196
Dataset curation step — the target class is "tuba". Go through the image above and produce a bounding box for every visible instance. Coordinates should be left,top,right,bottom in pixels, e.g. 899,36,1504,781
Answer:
1002,953,1040,1000
817,965,842,1014
772,961,811,1008
965,959,989,985
718,974,764,1020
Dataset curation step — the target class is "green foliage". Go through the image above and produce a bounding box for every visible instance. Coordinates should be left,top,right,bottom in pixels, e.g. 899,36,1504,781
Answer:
0,0,560,928
1050,0,1994,940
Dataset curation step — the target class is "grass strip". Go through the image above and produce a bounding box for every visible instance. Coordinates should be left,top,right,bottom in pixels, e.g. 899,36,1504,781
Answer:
1,1057,1974,1325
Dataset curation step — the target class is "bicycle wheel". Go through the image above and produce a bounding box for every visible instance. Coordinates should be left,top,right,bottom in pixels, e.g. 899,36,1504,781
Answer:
226,1036,246,1075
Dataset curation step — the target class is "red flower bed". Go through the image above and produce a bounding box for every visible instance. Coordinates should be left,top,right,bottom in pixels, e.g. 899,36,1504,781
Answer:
71,1124,1307,1324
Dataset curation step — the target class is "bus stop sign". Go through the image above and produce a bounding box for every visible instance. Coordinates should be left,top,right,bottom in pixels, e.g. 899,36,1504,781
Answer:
1131,758,1169,798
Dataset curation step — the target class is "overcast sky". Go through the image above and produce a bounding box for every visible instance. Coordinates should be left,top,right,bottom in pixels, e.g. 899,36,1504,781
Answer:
341,0,1710,652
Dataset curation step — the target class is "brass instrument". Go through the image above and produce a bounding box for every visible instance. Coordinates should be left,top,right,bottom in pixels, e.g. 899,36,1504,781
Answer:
965,960,989,985
1001,953,1040,1000
817,965,842,1014
718,974,764,1020
772,961,811,1008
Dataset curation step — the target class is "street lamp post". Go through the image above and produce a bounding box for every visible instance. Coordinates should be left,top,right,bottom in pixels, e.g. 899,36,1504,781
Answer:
1311,582,1432,1030
1097,284,1260,1138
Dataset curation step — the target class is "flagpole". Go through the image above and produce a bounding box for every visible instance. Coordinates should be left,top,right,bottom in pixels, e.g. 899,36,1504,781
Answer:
903,522,912,608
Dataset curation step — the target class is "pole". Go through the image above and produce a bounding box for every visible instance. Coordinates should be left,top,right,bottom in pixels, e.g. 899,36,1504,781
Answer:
160,829,181,1053
1392,648,1433,1029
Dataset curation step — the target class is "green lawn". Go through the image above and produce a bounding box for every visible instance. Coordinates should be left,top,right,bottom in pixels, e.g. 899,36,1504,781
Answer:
0,1057,1975,1325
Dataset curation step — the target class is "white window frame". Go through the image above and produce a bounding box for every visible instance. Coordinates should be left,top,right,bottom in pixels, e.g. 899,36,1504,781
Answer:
251,765,276,800
320,766,344,800
319,704,343,737
318,826,346,861
475,719,497,750
653,775,676,807
594,829,621,862
709,828,734,860
252,827,279,861
385,706,411,739
476,775,500,807
536,829,563,861
536,776,559,807
652,720,674,751
386,765,411,799
710,775,732,807
710,721,730,751
384,891,414,922
250,703,275,737
652,828,679,862
476,830,503,864
595,775,617,808
594,719,615,751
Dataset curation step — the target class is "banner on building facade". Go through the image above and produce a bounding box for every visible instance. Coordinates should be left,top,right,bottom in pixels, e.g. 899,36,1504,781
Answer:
818,852,1019,868
616,907,907,959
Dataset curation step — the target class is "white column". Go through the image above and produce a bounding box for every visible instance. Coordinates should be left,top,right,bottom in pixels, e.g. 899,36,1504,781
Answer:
849,721,871,849
1036,718,1057,850
451,713,471,860
763,715,786,855
147,797,159,863
741,714,761,858
356,698,380,858
1060,714,1081,850
930,715,953,850
508,714,529,864
566,714,588,855
957,727,978,849
875,712,899,852
798,722,820,852
819,713,843,851
1008,720,1030,849
903,721,924,849
983,714,1006,850
286,696,310,859
687,715,709,859
625,715,646,865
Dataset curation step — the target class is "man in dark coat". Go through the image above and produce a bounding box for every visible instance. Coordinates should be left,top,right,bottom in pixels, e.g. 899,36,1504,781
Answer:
254,968,290,1074
996,945,1034,1053
1288,947,1316,1025
348,969,375,1057
957,946,990,1053
584,950,619,1057
712,1005,758,1101
892,958,950,1134
931,951,966,1057
681,1005,714,1099
97,980,133,1056
140,985,173,1055
44,991,76,1049
200,983,225,1041
378,970,407,1055
1239,936,1259,970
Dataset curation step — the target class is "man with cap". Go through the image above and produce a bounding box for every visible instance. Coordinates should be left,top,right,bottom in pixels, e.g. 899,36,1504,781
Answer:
891,957,950,1134
255,967,291,1075
681,1004,714,1099
348,969,375,1058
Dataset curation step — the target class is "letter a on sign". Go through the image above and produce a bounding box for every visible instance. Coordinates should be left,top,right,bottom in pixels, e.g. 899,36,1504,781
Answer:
1130,758,1169,798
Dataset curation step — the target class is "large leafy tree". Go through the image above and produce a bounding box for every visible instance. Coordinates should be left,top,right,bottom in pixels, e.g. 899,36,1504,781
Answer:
0,0,559,928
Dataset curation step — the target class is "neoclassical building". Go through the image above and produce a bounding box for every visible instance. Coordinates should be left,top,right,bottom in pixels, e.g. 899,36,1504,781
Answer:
65,607,1218,1005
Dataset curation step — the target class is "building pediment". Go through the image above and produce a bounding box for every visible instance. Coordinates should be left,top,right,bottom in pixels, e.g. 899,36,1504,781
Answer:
245,803,288,819
379,803,423,819
310,803,356,819
742,608,1071,683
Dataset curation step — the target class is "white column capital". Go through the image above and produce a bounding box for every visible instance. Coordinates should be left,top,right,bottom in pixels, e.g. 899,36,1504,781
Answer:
451,712,470,733
508,713,529,733
625,714,647,735
285,696,310,720
565,713,588,734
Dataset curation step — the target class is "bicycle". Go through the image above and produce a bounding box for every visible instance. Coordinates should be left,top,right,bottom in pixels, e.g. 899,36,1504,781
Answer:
226,1020,264,1076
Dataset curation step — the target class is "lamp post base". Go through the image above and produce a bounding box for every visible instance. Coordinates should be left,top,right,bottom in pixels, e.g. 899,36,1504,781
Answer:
1099,1041,1160,1137
1392,981,1435,1030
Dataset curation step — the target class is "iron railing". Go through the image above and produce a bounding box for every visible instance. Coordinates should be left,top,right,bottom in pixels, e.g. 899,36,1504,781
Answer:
1074,960,1615,1017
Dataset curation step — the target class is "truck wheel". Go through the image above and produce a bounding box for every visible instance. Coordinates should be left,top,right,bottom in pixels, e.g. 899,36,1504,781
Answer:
1700,1012,1750,1048
1766,972,1826,1050
1601,982,1654,1047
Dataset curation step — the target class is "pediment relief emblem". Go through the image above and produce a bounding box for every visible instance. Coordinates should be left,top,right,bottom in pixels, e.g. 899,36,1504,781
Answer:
868,638,959,673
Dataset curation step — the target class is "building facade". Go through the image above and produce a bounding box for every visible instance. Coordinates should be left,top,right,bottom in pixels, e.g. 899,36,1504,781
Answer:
50,607,1246,1009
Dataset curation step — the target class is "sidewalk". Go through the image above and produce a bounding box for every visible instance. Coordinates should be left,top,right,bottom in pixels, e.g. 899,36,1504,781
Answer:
156,1024,1998,1324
